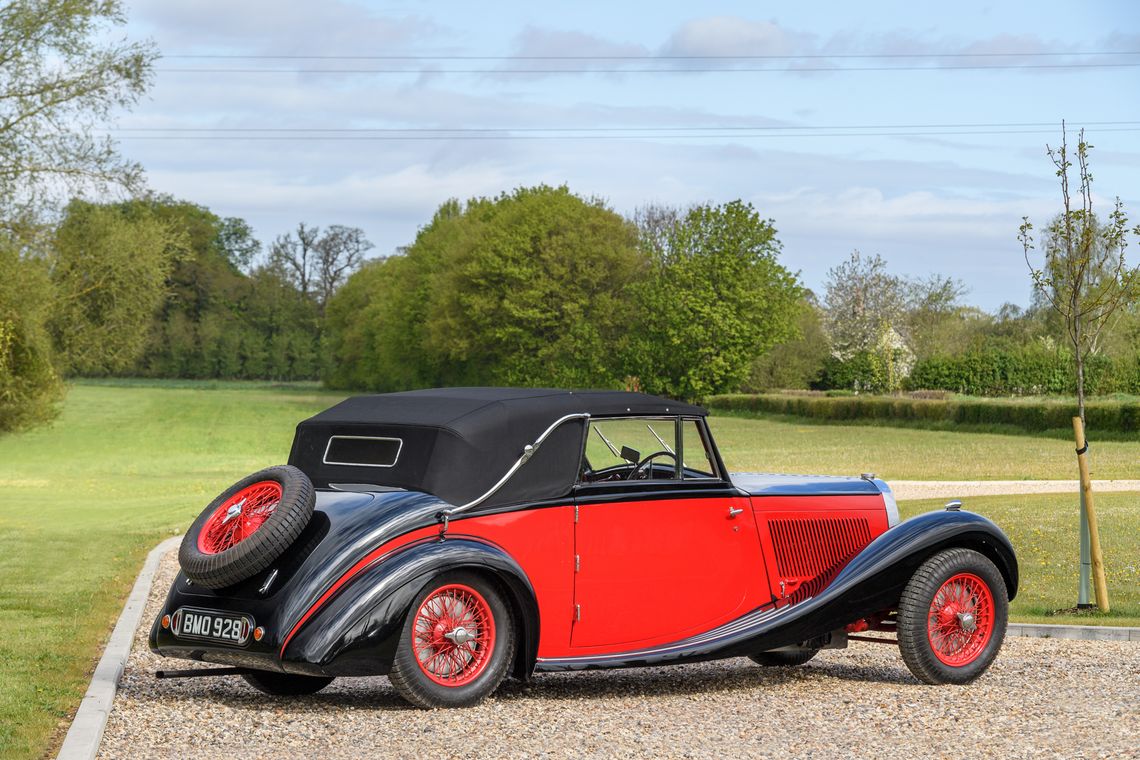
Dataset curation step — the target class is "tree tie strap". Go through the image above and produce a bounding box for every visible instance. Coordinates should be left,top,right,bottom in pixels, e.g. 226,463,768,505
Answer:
1076,441,1089,455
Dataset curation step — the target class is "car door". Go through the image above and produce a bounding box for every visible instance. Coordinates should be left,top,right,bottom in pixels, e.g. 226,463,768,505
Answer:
570,417,768,651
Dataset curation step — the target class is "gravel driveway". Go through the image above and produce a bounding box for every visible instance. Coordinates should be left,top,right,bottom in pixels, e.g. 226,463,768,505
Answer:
96,551,1140,760
888,479,1140,500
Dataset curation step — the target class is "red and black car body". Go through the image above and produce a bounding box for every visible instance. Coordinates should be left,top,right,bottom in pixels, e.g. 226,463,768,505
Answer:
151,388,1018,706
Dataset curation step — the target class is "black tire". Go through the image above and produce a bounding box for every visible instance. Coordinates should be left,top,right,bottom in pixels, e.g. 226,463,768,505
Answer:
749,648,819,667
241,671,334,696
897,548,1008,685
178,465,314,589
388,571,516,709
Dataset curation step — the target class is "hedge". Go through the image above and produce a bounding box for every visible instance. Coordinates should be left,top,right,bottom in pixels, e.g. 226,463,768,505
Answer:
903,348,1140,397
706,393,1140,435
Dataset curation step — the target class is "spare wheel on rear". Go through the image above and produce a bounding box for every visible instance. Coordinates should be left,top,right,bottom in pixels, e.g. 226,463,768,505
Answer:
178,465,314,589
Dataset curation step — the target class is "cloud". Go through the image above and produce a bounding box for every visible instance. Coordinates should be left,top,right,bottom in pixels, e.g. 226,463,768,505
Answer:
662,17,816,58
503,18,1102,78
132,0,441,55
509,26,650,60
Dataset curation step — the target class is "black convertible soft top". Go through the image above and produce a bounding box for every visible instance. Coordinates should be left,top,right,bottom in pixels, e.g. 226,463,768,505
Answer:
288,387,705,507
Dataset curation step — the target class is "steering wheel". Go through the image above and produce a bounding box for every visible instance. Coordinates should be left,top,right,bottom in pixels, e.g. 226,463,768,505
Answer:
626,450,678,480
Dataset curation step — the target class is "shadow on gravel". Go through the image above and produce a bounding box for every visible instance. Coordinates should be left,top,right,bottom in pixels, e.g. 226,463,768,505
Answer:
144,658,916,712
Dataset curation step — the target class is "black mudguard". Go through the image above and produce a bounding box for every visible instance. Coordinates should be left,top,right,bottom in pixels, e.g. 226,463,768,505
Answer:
732,508,1018,652
281,537,541,679
536,509,1017,671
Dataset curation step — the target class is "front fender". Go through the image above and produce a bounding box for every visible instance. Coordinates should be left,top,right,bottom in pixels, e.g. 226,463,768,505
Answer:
281,537,540,678
839,508,1018,601
735,508,1018,655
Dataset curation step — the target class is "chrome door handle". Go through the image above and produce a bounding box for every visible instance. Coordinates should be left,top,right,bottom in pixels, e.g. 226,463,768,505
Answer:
727,506,744,518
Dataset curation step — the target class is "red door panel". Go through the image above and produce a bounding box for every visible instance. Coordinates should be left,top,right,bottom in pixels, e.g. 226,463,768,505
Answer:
571,495,767,651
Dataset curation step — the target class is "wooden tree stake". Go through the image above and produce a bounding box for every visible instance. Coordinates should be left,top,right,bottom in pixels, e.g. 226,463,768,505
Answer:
1072,416,1110,612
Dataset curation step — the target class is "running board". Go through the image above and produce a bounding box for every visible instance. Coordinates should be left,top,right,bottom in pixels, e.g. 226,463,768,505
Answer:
155,667,254,679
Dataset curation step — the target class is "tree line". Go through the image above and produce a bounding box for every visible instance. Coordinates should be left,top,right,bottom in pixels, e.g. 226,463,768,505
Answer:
2,1,1138,435
324,188,801,400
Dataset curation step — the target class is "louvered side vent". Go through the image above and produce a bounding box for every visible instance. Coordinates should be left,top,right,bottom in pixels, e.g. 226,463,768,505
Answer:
768,517,873,603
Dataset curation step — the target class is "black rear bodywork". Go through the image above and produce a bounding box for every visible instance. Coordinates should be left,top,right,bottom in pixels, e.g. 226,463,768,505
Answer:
151,489,538,680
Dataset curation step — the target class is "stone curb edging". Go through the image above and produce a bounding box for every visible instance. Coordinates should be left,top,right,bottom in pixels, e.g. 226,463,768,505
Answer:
1007,622,1140,641
54,538,1140,759
56,536,181,760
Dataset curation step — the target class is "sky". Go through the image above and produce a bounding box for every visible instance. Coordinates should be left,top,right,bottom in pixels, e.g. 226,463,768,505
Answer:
115,1,1140,310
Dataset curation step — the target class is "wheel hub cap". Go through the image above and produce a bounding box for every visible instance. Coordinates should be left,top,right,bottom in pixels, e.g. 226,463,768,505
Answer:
221,499,245,524
957,611,977,632
444,626,477,645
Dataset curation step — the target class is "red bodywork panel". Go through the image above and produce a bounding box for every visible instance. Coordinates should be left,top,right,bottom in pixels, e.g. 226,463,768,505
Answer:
749,495,889,604
286,492,889,661
570,495,767,653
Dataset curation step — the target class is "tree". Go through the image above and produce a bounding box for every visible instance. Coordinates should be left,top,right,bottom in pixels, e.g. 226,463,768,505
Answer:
425,186,644,388
134,199,322,381
0,0,156,226
629,200,802,400
902,273,971,359
746,294,830,391
324,187,646,391
0,241,60,431
269,223,319,300
270,223,371,312
0,0,153,431
215,217,260,273
48,200,184,374
822,250,907,357
1019,125,1140,422
314,225,373,312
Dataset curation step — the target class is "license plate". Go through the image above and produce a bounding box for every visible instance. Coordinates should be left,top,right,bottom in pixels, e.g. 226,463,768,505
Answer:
171,607,254,646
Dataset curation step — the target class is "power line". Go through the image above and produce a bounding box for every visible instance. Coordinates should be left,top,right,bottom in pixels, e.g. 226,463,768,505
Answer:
155,62,1140,74
162,50,1140,61
109,127,1140,141
111,120,1140,133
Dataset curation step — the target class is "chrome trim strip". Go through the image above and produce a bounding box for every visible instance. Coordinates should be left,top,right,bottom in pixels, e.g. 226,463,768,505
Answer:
448,413,590,515
873,478,900,528
322,435,404,468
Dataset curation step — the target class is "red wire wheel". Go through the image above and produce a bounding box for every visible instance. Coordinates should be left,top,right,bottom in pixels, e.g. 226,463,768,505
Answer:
898,547,1009,685
197,481,283,554
925,572,995,666
411,584,496,687
388,572,516,708
178,465,314,589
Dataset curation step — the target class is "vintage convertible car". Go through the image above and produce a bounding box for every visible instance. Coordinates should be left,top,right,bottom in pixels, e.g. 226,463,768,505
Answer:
151,387,1018,707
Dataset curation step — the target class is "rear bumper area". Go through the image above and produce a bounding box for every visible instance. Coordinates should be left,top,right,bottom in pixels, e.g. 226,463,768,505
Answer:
147,576,333,677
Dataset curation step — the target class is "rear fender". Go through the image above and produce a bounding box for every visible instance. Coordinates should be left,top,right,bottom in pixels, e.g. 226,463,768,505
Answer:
281,537,540,679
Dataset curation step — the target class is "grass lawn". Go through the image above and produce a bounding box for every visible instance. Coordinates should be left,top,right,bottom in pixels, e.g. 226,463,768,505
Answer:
0,382,344,759
1,381,1137,758
899,495,1139,627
